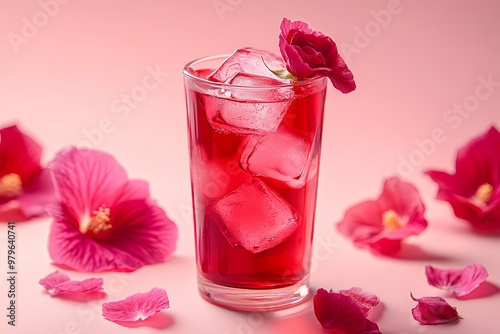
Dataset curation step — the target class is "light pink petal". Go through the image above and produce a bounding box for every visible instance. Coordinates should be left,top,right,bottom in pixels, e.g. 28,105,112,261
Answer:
411,293,460,325
339,287,380,316
48,199,177,272
102,288,169,322
313,288,381,333
425,263,489,297
52,278,104,296
39,271,71,291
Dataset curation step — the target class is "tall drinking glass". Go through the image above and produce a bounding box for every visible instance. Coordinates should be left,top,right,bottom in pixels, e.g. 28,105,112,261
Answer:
184,55,327,311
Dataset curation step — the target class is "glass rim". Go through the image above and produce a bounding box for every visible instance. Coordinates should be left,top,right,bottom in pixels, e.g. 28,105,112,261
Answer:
183,54,327,90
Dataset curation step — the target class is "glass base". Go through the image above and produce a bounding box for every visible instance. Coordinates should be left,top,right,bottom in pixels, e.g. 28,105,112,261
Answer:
197,275,310,312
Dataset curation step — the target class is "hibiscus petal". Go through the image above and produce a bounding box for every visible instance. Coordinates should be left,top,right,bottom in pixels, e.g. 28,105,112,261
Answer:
14,168,56,218
102,288,169,322
39,271,71,291
313,288,381,333
425,263,489,297
410,293,460,325
0,125,42,184
52,278,104,296
39,271,103,296
339,287,380,316
48,148,131,218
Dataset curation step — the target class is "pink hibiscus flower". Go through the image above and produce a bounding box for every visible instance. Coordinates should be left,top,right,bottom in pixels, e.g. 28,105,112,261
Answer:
0,124,55,221
426,126,500,231
313,288,381,334
279,18,356,93
47,147,178,272
336,176,428,255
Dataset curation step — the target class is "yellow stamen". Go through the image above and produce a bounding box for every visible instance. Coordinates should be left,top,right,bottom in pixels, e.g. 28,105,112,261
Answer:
81,205,112,234
474,183,493,206
382,210,402,230
0,173,23,197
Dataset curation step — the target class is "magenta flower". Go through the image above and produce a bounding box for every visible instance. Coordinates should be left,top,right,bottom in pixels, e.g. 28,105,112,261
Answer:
336,176,428,255
0,125,55,222
39,271,103,296
426,126,500,231
47,147,178,272
313,288,381,334
102,288,169,322
410,293,460,325
279,18,356,93
425,263,489,297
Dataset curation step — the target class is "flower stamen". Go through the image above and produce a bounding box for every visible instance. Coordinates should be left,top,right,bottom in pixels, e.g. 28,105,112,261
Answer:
382,210,402,230
0,173,23,197
81,205,112,234
474,183,493,206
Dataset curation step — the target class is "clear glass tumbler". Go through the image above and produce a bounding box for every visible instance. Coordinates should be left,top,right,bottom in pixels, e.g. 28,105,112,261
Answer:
184,55,327,311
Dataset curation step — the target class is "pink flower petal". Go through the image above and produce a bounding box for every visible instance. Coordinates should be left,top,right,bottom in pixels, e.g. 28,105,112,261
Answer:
39,271,103,296
0,125,42,183
337,176,428,255
425,263,489,297
339,287,380,316
102,288,169,322
313,288,381,334
39,271,71,291
47,148,178,272
53,278,103,296
411,293,460,325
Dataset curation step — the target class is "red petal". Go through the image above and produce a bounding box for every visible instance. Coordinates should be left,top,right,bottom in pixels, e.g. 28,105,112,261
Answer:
313,288,380,333
425,263,489,297
0,125,42,184
411,293,460,325
102,288,169,322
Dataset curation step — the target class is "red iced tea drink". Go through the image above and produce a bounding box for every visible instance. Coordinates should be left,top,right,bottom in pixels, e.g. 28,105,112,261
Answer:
184,49,327,310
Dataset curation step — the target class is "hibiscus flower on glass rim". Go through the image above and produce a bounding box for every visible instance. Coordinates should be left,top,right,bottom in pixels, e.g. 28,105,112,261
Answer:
47,147,178,272
426,126,500,231
0,124,55,221
336,176,428,255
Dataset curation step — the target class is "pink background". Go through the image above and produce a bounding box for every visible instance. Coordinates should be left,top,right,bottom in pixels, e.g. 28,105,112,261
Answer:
1,0,499,333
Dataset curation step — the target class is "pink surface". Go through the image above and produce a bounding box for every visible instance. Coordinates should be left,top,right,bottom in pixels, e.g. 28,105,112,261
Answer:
1,1,499,333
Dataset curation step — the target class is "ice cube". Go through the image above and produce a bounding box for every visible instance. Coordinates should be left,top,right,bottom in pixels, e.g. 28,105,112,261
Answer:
239,125,315,189
210,179,299,253
203,74,293,134
208,47,287,82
